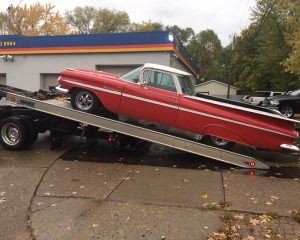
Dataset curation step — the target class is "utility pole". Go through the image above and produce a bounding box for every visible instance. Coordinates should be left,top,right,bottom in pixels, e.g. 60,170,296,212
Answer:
227,34,235,99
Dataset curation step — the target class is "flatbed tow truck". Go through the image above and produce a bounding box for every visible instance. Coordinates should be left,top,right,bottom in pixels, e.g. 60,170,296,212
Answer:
0,84,270,169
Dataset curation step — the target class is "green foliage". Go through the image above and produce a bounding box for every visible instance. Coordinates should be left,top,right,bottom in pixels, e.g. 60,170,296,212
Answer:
65,6,130,34
92,8,130,33
166,25,195,46
232,0,299,93
129,21,164,32
187,29,224,81
65,6,97,34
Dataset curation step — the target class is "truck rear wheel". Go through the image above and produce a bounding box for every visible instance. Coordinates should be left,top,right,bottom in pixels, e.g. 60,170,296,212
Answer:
0,117,31,150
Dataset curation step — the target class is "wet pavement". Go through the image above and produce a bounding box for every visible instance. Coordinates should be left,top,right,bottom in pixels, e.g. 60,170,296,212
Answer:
60,139,300,180
0,134,299,240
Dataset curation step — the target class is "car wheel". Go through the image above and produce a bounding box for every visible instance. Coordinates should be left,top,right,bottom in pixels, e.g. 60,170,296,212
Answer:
71,89,99,113
279,105,294,118
202,136,235,150
0,117,31,150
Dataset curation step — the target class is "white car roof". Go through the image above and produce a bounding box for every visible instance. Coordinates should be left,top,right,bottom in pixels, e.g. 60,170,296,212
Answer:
143,63,192,76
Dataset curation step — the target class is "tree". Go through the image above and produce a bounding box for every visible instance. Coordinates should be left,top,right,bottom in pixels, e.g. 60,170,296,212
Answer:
1,3,69,35
166,25,195,46
65,6,97,34
130,21,164,32
187,29,223,81
280,0,300,81
92,8,130,33
232,0,298,92
65,7,130,34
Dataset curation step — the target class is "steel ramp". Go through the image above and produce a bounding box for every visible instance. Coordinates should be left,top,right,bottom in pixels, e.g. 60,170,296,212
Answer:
2,90,269,169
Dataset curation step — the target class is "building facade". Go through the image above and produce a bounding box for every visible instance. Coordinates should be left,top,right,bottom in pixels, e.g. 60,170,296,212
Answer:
195,80,239,99
0,32,198,91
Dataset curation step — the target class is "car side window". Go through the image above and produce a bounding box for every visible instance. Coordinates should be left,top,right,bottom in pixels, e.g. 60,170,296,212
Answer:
143,70,177,93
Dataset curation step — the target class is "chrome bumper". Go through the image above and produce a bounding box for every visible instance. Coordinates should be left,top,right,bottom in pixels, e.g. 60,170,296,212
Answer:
55,85,69,94
280,144,299,153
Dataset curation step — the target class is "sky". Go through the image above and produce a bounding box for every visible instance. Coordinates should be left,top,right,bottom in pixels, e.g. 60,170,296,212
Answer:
2,0,257,46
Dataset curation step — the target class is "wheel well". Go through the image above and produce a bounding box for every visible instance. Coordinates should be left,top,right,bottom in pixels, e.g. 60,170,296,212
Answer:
70,87,105,108
202,124,252,146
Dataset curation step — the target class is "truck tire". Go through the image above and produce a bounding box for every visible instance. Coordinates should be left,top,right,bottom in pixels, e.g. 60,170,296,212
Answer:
202,135,235,150
71,89,100,114
0,117,31,150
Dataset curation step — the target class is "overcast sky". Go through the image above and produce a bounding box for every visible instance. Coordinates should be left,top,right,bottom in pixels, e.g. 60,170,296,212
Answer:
2,0,257,46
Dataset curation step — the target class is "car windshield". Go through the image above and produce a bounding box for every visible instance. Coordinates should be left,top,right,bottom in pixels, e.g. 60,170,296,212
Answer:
289,89,300,96
177,75,195,96
121,67,141,83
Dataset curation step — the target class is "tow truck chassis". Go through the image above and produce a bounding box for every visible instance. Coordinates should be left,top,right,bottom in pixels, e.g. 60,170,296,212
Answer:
0,84,270,169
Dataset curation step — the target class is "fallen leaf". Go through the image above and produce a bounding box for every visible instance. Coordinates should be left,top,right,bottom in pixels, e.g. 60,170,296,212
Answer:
234,214,245,220
264,234,271,239
249,218,260,226
50,204,56,207
183,179,190,183
270,196,279,200
44,192,51,196
242,236,255,240
92,224,98,228
202,193,208,199
203,226,209,229
80,186,85,189
265,201,272,205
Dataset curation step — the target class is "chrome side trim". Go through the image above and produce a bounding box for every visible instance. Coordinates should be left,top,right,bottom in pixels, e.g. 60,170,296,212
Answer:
179,107,294,138
63,80,121,96
61,80,294,138
280,144,299,152
122,93,178,110
55,85,69,94
186,95,300,123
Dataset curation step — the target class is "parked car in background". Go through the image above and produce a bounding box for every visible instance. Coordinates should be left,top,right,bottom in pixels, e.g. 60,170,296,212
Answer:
241,95,250,103
262,89,300,118
249,91,285,106
56,63,299,153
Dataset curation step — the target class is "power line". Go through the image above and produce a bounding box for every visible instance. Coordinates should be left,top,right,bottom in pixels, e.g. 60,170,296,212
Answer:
254,0,277,39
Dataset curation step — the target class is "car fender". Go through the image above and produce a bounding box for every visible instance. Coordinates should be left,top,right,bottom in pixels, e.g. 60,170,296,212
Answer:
202,124,252,146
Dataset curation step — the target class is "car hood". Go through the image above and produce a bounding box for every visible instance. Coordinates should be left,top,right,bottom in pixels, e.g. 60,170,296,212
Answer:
266,95,300,101
60,68,121,82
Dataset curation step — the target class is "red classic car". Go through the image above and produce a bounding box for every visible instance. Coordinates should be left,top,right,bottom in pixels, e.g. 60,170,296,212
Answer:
56,63,300,153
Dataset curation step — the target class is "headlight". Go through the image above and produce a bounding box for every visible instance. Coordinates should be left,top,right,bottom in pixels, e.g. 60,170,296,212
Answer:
269,100,279,106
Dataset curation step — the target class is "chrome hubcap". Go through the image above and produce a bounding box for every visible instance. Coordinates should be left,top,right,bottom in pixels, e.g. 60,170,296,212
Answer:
1,123,21,146
75,92,93,111
281,106,293,118
210,136,230,146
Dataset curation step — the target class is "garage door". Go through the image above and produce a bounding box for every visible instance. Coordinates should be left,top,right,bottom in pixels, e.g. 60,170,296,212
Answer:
0,74,6,86
41,74,60,90
96,65,141,75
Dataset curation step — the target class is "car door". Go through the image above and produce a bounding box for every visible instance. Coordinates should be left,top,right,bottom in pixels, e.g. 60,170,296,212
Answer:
120,69,180,126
